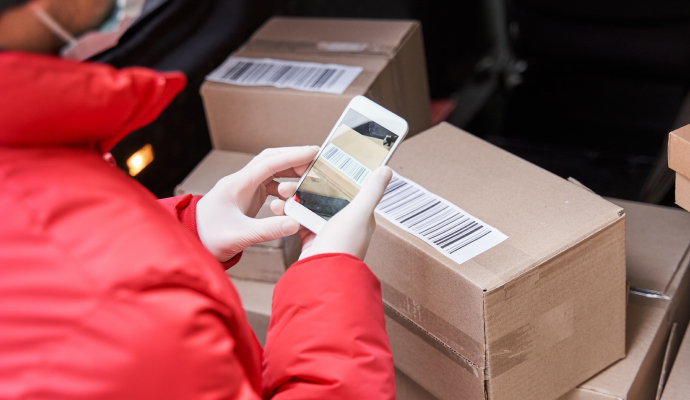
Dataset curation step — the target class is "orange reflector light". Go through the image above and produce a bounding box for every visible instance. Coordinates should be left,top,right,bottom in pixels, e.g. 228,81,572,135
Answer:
126,144,154,176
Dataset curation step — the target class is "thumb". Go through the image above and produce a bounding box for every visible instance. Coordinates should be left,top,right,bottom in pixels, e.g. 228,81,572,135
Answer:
245,216,301,246
349,166,393,214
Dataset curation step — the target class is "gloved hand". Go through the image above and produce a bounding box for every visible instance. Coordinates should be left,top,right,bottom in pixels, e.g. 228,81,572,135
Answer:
271,166,393,261
196,146,318,262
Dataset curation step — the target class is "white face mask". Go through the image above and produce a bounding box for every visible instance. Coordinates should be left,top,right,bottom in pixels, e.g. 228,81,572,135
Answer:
32,0,145,61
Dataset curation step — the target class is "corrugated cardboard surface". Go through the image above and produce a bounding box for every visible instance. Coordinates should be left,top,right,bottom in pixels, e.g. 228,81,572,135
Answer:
560,200,690,400
227,238,300,283
175,150,301,282
395,368,438,400
657,323,683,400
668,125,690,212
675,173,690,212
230,278,273,347
668,124,690,178
201,17,431,154
174,149,255,197
366,122,626,399
661,327,690,400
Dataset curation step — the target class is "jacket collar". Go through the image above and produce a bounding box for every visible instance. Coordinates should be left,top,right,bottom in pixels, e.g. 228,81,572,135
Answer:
0,51,185,153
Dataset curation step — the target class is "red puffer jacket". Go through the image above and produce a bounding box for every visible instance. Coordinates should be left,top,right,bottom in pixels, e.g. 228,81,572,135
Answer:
0,52,394,399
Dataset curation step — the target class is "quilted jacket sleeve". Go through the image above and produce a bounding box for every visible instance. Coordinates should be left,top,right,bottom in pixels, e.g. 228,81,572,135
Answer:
159,196,396,399
262,253,396,400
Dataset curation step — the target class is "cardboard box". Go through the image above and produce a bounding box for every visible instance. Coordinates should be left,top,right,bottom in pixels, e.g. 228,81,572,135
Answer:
175,150,301,283
230,278,273,347
365,122,627,400
668,124,690,178
668,124,690,211
661,325,690,400
559,199,690,400
201,17,431,154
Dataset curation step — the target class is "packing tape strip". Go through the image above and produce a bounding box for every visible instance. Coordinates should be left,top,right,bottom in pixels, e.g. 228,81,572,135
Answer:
381,282,484,367
244,40,397,57
384,279,577,381
382,301,483,378
486,300,575,379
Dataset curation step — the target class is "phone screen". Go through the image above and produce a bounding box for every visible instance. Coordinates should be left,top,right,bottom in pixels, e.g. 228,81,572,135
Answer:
294,108,399,220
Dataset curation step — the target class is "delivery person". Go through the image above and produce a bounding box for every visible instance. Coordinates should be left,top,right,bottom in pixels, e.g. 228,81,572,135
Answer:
0,0,395,399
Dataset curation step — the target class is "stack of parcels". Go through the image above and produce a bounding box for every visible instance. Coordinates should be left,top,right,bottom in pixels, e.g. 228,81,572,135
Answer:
661,322,690,400
226,195,690,400
365,122,627,400
200,17,431,154
559,200,690,400
668,124,690,211
175,150,301,283
230,122,631,399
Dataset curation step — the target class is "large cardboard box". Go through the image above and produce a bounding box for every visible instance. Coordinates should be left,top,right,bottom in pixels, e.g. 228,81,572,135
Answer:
560,200,690,400
201,17,431,154
668,124,690,211
661,325,690,400
365,122,627,400
175,150,300,283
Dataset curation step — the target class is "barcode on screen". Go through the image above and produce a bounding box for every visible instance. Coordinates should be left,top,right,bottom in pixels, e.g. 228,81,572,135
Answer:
376,172,508,265
206,57,363,95
321,143,372,185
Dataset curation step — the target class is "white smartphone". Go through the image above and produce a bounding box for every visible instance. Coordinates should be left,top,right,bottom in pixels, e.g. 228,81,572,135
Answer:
284,95,409,233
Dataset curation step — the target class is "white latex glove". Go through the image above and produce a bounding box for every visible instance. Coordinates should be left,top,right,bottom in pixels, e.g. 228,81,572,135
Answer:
271,166,393,261
196,146,318,262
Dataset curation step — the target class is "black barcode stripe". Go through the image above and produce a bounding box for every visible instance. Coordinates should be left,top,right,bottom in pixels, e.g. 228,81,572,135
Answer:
419,212,462,236
377,176,497,256
449,230,491,254
321,144,372,185
221,61,346,90
437,223,481,248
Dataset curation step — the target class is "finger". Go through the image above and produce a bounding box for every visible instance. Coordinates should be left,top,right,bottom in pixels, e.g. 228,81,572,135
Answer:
241,147,318,187
293,162,311,177
349,166,393,214
277,181,297,199
246,216,300,246
271,198,286,216
249,146,319,166
271,163,312,179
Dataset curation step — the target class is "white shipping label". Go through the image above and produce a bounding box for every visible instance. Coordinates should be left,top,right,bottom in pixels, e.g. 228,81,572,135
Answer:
376,172,508,265
206,56,363,95
320,143,372,185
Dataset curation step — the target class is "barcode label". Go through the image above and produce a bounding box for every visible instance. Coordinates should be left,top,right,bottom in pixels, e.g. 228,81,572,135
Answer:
376,172,508,265
206,57,363,95
321,143,372,185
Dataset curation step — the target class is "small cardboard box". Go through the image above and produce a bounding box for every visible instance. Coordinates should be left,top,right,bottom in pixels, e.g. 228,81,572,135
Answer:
560,200,690,400
230,278,273,347
661,324,690,400
667,124,690,211
201,17,431,154
175,150,301,283
366,122,627,400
